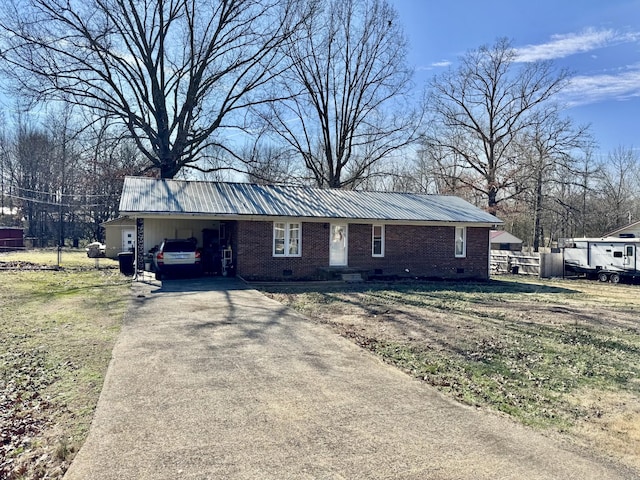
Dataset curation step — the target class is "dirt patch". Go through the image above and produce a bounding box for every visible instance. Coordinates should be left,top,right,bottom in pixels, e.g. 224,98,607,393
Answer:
0,260,60,270
262,277,640,473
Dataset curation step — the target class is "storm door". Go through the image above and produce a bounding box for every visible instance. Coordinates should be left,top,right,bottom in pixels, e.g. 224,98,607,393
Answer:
329,223,348,266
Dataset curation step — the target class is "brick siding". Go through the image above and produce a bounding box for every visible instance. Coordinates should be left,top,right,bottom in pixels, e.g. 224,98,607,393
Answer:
236,220,490,281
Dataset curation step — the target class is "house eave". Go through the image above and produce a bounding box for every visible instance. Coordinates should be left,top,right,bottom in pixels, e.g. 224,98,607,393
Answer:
121,211,501,228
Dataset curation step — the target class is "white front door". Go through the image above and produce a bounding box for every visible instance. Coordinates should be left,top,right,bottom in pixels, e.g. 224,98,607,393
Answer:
329,223,348,266
122,229,135,252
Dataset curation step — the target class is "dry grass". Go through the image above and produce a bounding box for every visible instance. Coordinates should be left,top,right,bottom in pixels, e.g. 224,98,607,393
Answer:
262,276,640,473
0,249,130,479
568,388,640,469
0,248,119,269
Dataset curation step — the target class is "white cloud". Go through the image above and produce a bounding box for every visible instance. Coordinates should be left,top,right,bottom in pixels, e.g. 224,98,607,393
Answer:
515,28,640,62
562,66,640,106
415,60,451,72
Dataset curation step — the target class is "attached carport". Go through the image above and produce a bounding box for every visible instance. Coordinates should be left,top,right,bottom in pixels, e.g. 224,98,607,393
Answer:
140,216,237,276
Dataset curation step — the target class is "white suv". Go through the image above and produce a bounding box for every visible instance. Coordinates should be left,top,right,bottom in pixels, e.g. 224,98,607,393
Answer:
154,238,202,280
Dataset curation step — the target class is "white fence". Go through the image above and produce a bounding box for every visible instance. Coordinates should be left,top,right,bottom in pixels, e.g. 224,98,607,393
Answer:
491,250,564,278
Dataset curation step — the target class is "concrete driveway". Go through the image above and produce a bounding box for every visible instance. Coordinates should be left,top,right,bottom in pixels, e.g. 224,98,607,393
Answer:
63,277,637,480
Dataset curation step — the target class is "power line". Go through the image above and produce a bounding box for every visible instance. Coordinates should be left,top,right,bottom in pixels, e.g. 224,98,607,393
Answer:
7,184,117,198
2,192,106,208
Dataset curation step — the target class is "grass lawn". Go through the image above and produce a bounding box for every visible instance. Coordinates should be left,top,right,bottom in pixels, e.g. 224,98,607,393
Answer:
0,249,130,480
3,249,639,476
262,276,640,473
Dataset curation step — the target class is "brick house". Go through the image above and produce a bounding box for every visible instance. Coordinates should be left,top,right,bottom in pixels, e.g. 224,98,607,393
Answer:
118,176,502,281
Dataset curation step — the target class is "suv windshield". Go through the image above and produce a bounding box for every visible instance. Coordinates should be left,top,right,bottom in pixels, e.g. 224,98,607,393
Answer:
162,240,196,252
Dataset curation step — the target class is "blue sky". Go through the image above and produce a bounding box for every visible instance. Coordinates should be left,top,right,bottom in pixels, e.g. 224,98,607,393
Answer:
391,0,640,158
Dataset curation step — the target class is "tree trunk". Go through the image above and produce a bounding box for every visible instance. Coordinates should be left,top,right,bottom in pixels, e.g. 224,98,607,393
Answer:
160,159,181,179
532,169,543,253
487,188,498,216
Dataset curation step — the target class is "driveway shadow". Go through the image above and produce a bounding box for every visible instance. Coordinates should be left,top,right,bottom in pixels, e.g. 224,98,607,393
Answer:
137,275,247,293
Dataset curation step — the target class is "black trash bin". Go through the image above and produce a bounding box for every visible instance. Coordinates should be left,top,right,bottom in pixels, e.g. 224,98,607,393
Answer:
118,252,135,276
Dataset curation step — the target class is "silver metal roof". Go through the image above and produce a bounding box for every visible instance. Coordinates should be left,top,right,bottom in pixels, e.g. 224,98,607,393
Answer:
119,177,502,225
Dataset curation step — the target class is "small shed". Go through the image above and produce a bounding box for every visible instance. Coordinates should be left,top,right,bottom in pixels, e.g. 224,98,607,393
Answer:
490,230,523,251
102,217,136,259
0,226,24,251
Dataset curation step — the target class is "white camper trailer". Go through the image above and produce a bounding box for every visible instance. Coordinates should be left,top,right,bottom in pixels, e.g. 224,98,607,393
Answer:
563,237,640,283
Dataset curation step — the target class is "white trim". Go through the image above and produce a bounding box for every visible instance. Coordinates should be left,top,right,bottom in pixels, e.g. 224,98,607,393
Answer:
120,212,499,228
273,221,302,257
372,224,385,257
455,226,467,258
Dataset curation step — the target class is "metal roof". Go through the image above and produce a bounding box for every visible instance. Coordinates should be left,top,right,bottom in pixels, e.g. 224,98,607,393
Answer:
490,230,523,243
119,177,502,225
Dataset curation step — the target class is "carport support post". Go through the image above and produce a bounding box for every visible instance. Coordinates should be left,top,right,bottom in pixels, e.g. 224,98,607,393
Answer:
136,218,144,275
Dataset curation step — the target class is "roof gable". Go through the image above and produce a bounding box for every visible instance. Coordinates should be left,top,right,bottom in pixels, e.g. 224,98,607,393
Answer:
119,177,502,225
605,220,640,238
102,216,136,226
490,230,522,244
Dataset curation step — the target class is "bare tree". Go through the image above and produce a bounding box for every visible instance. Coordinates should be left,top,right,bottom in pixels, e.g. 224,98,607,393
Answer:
0,120,11,223
6,122,57,245
551,154,599,240
258,0,417,189
416,133,482,199
244,140,301,185
571,152,602,238
516,111,591,251
426,38,570,215
2,108,88,245
79,117,148,240
0,0,308,178
595,146,640,232
45,107,84,246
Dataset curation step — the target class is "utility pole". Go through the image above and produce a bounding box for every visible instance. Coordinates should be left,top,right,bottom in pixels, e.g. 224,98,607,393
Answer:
57,188,63,267
0,147,6,219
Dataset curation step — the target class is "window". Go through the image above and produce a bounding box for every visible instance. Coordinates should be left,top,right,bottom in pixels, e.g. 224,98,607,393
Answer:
273,222,301,257
372,225,384,257
626,246,634,257
454,226,466,258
